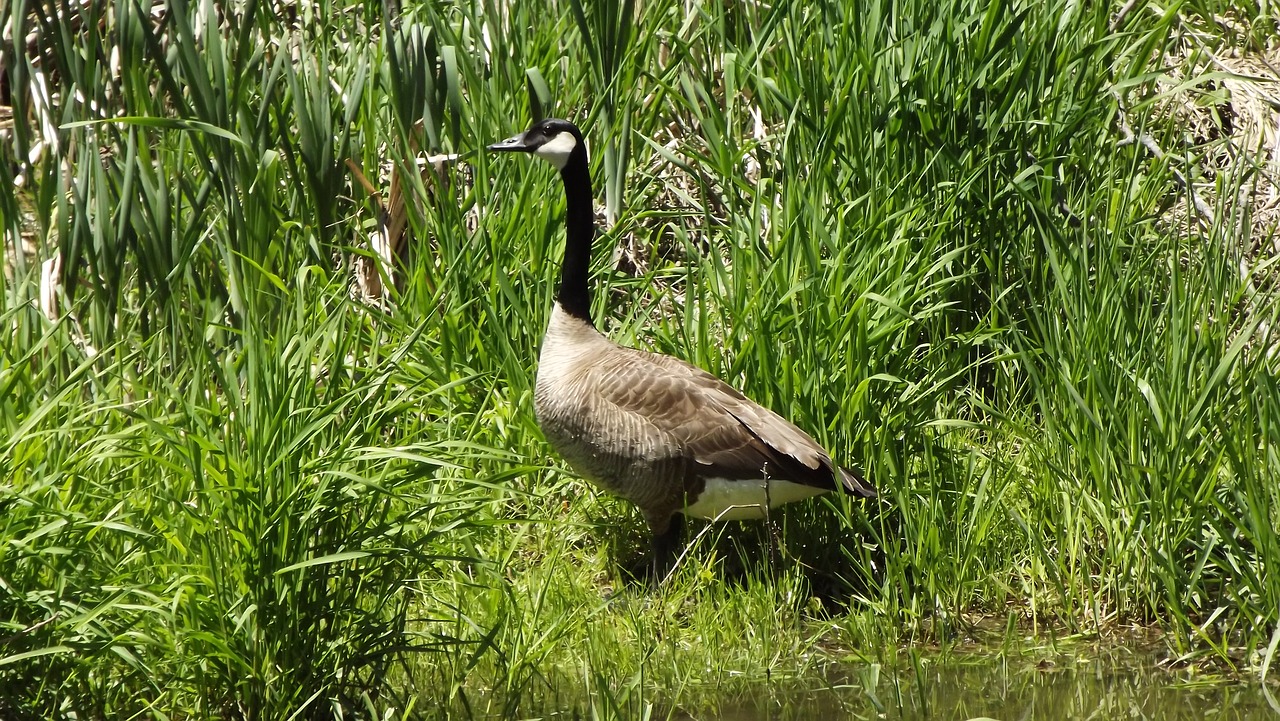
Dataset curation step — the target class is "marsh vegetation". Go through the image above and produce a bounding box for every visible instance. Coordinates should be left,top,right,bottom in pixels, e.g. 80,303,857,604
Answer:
2,0,1278,718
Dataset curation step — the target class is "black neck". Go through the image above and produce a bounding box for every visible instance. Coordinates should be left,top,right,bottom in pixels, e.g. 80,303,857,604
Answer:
556,147,595,324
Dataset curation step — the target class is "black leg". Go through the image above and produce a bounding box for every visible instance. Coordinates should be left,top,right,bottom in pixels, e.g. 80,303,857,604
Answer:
649,512,685,584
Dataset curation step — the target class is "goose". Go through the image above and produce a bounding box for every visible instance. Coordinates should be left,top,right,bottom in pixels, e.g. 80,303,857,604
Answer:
487,118,877,580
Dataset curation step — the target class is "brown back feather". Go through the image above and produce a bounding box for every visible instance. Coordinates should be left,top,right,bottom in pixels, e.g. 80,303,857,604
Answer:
588,346,851,492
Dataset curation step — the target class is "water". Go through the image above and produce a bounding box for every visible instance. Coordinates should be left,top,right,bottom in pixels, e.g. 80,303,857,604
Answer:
678,652,1279,720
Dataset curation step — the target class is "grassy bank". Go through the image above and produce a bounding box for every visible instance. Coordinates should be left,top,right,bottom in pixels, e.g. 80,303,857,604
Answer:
2,0,1278,717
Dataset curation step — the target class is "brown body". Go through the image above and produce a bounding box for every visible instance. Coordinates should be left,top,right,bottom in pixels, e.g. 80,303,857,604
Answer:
535,303,873,543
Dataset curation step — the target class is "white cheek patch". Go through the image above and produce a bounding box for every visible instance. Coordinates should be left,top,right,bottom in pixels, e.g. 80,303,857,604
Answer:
533,133,578,170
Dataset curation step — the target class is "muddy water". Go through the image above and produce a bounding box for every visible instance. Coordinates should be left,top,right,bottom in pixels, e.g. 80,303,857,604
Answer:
682,653,1279,720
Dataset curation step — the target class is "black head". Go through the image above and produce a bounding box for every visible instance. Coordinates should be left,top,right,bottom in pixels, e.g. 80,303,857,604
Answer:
487,118,585,171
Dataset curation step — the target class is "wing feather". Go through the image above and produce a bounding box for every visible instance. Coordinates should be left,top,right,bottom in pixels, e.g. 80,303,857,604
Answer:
589,347,844,490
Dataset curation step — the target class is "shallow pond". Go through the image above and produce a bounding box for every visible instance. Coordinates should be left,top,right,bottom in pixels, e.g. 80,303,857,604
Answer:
677,651,1279,720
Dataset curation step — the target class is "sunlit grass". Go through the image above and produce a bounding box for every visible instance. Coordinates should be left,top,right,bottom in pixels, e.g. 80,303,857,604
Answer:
2,0,1278,717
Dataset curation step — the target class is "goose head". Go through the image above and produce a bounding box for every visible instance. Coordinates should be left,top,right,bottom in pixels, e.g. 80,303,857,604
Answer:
487,118,585,171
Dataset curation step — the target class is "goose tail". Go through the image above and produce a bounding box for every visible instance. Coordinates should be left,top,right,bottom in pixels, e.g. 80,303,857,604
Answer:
839,466,878,499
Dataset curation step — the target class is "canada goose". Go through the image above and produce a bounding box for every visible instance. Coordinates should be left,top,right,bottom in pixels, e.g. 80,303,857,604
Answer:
488,118,876,580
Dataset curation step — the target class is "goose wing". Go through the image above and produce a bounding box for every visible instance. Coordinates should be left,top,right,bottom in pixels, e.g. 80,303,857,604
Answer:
590,348,850,491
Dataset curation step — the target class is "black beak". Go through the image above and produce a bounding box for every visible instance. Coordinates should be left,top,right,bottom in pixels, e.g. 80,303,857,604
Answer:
486,131,534,153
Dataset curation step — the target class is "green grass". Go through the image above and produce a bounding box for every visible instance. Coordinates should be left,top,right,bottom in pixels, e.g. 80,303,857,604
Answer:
2,0,1279,717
